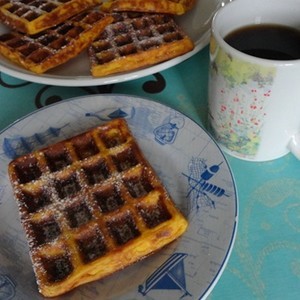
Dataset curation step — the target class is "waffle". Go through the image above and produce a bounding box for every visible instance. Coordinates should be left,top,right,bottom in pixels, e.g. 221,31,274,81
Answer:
0,10,113,74
8,118,188,297
101,0,196,15
0,0,102,34
88,12,194,77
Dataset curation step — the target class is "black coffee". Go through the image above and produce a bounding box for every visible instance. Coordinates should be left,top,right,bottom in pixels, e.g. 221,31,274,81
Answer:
224,24,300,60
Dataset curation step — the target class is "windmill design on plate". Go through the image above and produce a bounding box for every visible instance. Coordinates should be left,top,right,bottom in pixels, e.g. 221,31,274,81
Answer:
182,158,229,212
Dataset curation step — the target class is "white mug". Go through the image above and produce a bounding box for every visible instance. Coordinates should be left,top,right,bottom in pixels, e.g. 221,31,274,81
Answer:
208,0,300,161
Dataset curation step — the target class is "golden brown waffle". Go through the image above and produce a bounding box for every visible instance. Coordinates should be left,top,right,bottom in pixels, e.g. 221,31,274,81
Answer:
0,10,113,74
101,0,196,15
8,118,188,297
0,0,102,34
88,12,194,77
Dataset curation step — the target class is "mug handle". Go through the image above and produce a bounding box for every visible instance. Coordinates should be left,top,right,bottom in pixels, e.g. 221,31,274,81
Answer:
288,132,300,159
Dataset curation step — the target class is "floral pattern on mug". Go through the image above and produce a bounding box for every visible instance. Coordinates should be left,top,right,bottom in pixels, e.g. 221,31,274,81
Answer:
209,40,276,158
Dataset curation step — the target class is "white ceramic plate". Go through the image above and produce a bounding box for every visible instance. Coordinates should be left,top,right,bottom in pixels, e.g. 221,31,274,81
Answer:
0,0,223,86
0,95,238,299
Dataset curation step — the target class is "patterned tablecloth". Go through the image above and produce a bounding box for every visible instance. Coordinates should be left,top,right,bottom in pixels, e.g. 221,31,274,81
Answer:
1,47,300,299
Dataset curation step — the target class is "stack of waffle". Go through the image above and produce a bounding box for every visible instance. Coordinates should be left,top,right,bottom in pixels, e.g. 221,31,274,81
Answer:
8,118,188,297
0,0,195,76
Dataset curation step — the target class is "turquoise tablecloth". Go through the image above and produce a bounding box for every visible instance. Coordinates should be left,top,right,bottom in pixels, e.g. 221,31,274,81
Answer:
1,47,300,299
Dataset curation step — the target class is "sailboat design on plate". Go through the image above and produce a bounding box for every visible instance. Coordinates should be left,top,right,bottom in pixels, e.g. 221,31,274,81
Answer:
138,252,191,298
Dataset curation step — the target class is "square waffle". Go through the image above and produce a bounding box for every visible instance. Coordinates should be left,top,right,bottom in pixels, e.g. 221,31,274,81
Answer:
8,118,188,297
0,0,102,34
0,10,113,73
101,0,196,15
88,12,194,77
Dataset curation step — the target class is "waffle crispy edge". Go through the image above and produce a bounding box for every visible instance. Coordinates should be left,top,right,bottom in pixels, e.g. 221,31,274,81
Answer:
0,10,114,74
8,118,188,297
101,0,196,15
0,0,103,34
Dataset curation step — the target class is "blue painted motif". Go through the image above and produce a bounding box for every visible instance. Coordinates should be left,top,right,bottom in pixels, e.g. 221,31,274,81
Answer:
183,158,228,211
0,186,4,206
85,107,135,121
138,253,191,299
153,116,185,145
2,126,65,159
0,274,16,300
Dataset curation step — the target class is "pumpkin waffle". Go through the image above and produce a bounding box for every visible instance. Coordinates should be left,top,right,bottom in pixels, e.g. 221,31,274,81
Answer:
88,12,194,77
101,0,196,15
0,10,113,74
0,0,102,34
8,118,188,297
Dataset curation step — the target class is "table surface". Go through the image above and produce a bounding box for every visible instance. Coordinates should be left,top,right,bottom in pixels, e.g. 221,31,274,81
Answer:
1,47,300,300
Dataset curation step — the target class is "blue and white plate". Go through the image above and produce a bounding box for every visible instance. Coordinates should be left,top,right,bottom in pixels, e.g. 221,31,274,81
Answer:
0,95,238,300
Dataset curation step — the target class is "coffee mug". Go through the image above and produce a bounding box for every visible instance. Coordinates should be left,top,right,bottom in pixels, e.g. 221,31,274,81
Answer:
208,0,300,161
